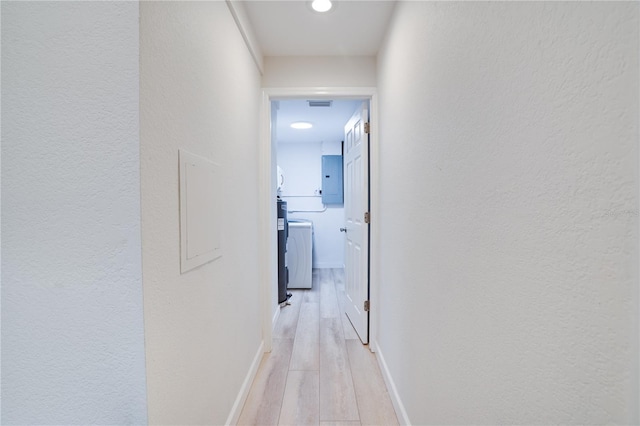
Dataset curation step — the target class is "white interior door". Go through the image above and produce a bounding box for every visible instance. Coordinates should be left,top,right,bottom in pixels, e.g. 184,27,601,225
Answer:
343,101,369,344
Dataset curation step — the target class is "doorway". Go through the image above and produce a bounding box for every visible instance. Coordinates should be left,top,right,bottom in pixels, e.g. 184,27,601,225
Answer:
258,87,379,354
275,99,359,267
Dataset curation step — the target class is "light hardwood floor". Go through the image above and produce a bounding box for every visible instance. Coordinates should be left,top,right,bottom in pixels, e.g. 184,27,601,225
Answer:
238,268,399,426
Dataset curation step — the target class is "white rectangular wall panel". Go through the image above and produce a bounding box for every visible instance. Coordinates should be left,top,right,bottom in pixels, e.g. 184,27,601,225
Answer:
179,149,222,273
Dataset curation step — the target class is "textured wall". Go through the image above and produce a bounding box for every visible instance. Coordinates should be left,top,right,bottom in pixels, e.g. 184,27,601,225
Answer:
263,56,376,87
376,2,638,424
1,2,147,424
140,2,262,424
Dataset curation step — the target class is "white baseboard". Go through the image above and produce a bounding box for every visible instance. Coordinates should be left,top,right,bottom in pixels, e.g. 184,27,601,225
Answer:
225,340,264,426
375,343,411,426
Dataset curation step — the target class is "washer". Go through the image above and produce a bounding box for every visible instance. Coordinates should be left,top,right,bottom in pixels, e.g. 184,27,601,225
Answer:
287,220,313,289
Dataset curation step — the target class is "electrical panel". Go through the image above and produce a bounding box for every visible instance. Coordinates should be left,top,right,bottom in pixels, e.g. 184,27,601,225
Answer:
321,155,343,205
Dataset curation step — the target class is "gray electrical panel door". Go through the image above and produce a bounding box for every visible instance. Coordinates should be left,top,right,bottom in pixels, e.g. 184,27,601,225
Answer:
322,155,343,204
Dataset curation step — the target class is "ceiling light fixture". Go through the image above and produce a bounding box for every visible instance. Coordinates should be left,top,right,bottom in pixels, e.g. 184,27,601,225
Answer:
291,121,313,129
311,0,332,13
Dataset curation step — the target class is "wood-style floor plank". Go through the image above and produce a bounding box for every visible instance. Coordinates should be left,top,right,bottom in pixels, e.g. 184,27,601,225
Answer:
340,313,360,341
237,338,294,426
346,340,399,426
331,268,345,288
273,292,303,339
320,268,340,319
301,270,321,303
332,269,360,340
278,370,320,426
289,302,320,371
240,268,399,426
319,318,359,422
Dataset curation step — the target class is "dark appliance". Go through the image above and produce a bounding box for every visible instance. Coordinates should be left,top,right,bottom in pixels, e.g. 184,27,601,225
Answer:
277,198,291,304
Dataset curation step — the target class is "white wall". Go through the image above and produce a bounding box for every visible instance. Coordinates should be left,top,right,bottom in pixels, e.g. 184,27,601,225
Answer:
1,2,147,424
263,56,376,87
376,2,639,424
140,2,262,424
278,141,345,268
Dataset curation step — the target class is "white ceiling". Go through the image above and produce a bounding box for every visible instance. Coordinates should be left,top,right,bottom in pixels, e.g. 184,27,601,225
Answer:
242,1,392,144
276,99,362,144
242,0,396,56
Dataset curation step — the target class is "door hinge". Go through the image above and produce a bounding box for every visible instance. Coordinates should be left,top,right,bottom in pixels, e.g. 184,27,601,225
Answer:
364,122,370,134
364,300,370,312
364,212,370,224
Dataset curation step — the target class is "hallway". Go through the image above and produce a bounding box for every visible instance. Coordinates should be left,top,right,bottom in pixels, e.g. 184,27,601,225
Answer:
238,269,399,425
4,2,637,424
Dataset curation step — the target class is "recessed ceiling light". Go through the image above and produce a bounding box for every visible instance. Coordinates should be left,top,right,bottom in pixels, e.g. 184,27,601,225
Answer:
311,0,332,13
291,122,313,129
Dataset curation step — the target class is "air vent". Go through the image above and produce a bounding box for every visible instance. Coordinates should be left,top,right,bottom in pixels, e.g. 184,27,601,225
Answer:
308,100,333,108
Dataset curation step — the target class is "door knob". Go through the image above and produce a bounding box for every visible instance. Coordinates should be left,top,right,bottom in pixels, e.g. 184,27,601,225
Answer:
340,227,347,233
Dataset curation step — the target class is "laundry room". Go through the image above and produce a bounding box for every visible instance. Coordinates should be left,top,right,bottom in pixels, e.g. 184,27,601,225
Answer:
275,99,361,289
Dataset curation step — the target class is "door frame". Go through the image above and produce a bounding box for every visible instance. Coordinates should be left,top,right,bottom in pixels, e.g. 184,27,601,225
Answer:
259,87,380,353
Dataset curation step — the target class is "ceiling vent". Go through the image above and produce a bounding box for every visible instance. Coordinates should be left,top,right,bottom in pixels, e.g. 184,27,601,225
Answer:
308,100,333,108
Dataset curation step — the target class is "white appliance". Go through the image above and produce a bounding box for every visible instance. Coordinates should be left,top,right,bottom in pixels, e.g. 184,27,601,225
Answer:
287,220,313,289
